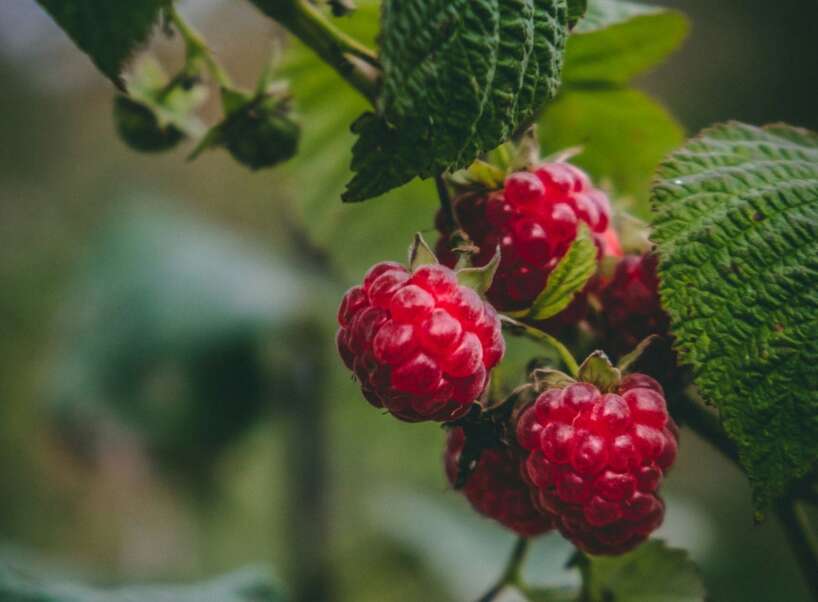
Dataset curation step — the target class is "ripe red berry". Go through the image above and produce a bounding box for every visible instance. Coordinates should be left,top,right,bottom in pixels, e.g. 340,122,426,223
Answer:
435,162,614,312
600,254,669,355
445,427,554,537
337,262,505,422
516,376,678,555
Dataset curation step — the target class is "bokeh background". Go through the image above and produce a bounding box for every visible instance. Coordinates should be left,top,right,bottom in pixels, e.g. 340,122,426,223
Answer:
0,1,816,601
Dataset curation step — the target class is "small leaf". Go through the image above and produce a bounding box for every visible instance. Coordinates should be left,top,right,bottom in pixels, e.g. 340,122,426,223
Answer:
580,540,706,602
465,160,508,190
566,0,587,27
577,350,620,392
409,233,439,271
531,367,576,392
343,0,570,202
457,246,501,295
526,226,597,321
36,0,168,87
565,0,689,84
651,121,818,508
617,335,661,373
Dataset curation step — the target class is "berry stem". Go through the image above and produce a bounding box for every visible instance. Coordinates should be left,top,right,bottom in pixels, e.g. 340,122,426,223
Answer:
776,500,818,601
168,5,234,88
500,317,581,378
475,537,530,602
250,0,380,103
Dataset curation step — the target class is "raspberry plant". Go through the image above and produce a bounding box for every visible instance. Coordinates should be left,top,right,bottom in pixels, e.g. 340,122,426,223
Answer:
26,0,818,601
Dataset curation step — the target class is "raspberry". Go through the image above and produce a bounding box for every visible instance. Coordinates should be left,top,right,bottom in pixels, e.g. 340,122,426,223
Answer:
600,254,669,355
436,162,613,312
337,262,505,422
516,376,678,555
445,428,554,536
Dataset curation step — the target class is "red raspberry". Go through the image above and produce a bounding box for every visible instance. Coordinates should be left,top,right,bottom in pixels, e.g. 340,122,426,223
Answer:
336,262,505,422
445,427,554,536
435,162,613,312
516,376,678,555
600,254,669,355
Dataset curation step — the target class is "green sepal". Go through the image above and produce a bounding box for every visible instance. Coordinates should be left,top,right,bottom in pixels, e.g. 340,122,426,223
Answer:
531,367,576,392
408,233,439,271
457,246,501,296
578,350,621,392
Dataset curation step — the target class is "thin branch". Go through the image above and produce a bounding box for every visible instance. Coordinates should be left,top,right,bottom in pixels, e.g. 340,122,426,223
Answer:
776,500,818,601
253,0,379,103
476,537,530,602
436,173,456,228
501,317,580,378
169,5,233,88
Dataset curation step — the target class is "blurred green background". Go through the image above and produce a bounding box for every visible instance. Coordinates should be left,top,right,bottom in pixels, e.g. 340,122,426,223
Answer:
0,1,816,601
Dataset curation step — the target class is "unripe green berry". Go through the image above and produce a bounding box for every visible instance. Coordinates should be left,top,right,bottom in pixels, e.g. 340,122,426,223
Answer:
113,95,184,153
221,96,300,170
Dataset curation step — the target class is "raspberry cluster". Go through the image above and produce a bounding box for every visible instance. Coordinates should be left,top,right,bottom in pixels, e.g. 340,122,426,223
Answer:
337,262,504,422
435,162,614,311
445,428,554,537
600,253,669,355
516,375,678,555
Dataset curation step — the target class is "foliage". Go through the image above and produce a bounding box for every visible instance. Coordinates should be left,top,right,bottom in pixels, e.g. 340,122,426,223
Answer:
651,121,818,509
344,0,569,202
539,0,688,212
35,0,168,87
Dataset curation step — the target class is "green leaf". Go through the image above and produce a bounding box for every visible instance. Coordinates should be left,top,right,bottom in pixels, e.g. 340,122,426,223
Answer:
408,233,439,270
277,2,440,280
457,247,502,295
580,540,705,602
577,350,620,392
539,88,684,213
0,563,285,602
565,0,689,84
525,226,597,320
35,0,168,87
344,0,569,202
651,121,818,509
566,0,587,27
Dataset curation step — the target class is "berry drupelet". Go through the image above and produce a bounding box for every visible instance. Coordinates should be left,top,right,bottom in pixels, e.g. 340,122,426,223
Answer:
436,162,614,312
337,262,505,422
516,374,678,555
445,427,554,537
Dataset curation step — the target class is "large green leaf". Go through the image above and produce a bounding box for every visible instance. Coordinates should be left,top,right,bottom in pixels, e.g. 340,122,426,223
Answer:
565,1,688,84
539,87,684,214
0,563,284,602
580,540,705,602
35,0,168,86
344,0,569,202
651,121,818,509
278,2,439,279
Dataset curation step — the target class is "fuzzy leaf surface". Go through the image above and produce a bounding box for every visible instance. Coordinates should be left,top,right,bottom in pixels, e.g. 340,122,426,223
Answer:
36,0,167,86
651,121,818,508
344,0,568,202
581,540,706,602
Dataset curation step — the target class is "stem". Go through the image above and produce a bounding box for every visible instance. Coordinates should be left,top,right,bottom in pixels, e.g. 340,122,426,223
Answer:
501,317,580,377
777,500,818,601
436,173,456,228
476,537,530,602
254,0,379,103
168,5,233,88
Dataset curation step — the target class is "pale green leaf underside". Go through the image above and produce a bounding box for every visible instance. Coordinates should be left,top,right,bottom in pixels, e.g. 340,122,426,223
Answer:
344,0,568,202
564,0,689,85
651,121,818,508
526,226,597,320
0,565,284,602
583,540,706,602
36,0,167,86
